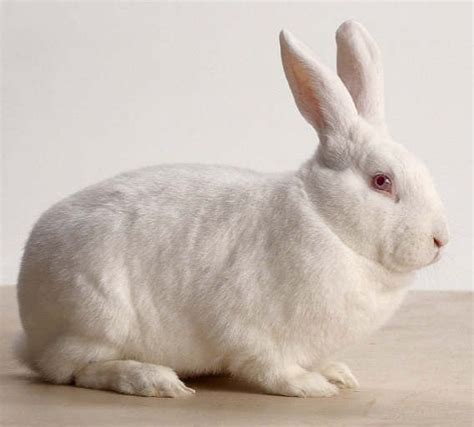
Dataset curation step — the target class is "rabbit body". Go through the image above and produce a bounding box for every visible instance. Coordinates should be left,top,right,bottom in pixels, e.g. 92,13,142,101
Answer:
16,21,446,397
18,162,406,396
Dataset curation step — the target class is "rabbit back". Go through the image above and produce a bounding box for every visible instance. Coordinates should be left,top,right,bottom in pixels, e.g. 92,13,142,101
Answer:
17,164,295,376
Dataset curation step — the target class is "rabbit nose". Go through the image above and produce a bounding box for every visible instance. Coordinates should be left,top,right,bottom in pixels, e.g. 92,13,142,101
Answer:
433,237,447,248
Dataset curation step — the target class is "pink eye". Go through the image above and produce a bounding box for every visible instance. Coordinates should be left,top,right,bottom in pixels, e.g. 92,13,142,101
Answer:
372,173,393,193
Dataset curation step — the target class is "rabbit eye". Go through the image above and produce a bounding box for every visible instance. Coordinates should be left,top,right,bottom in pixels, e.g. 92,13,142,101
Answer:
372,173,392,193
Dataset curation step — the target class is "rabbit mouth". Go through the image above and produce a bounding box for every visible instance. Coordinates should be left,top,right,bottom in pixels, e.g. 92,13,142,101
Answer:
381,248,440,274
403,252,442,271
428,249,443,266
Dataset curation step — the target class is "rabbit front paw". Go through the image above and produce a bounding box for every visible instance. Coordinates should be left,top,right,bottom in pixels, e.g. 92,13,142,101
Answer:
321,361,359,389
267,370,339,398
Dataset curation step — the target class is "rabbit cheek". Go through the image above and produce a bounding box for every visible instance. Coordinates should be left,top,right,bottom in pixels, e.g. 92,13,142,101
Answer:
389,229,435,272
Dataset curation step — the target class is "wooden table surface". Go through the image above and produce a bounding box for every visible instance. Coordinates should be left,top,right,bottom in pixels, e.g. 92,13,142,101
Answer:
1,286,472,426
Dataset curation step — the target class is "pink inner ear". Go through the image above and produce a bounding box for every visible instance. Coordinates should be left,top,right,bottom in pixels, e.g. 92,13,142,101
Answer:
300,82,325,131
288,60,327,131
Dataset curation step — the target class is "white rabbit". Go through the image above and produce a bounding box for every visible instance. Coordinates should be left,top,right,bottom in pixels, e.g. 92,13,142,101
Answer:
16,20,448,398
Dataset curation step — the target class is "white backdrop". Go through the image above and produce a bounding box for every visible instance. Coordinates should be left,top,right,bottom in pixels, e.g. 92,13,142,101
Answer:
1,2,472,290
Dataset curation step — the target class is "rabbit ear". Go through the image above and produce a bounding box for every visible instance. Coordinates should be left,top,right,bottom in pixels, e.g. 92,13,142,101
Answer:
336,20,386,130
280,30,357,140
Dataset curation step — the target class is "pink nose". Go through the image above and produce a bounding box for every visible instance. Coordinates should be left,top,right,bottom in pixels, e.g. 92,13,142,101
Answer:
433,237,446,248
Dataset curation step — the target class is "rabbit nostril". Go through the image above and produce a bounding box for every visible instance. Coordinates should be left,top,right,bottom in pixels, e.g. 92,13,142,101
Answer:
433,237,445,248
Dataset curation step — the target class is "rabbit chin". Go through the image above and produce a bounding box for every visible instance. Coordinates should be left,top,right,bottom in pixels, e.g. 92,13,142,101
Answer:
381,238,440,273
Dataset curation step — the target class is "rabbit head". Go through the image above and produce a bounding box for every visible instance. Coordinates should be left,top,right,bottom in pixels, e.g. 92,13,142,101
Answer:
281,21,449,273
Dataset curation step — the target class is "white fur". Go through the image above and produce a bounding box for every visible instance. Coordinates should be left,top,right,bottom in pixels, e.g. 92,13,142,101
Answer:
16,21,448,398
